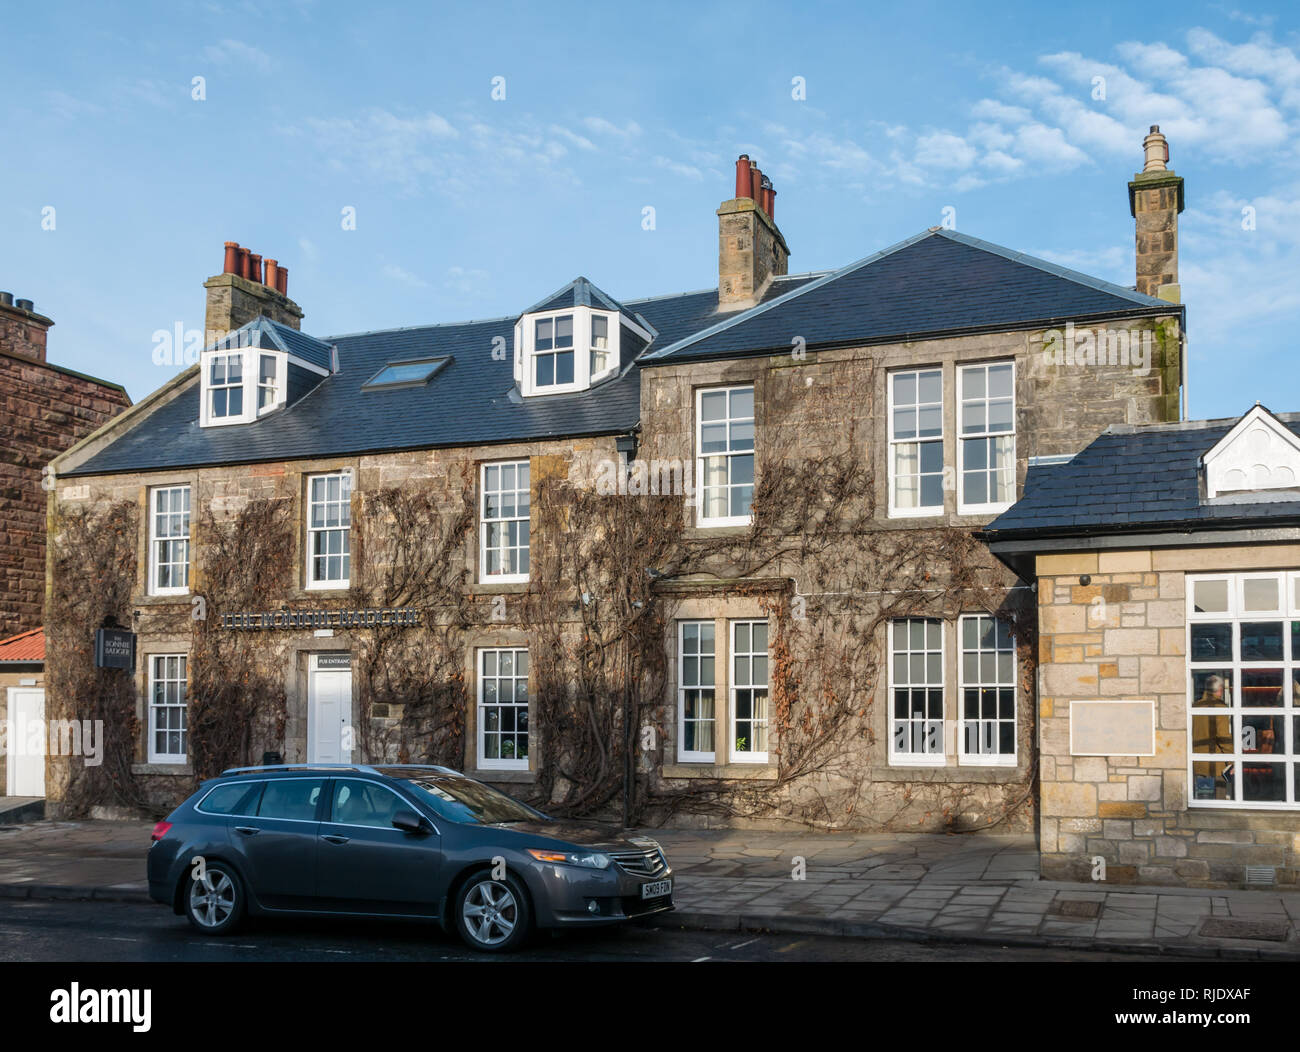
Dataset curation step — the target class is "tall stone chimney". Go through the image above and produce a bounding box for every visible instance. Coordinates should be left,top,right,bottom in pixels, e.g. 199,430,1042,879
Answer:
1128,126,1185,302
717,154,790,310
0,293,53,363
204,241,304,338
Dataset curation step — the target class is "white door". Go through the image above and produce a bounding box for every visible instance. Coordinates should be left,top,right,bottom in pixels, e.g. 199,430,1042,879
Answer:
308,656,352,763
7,688,45,797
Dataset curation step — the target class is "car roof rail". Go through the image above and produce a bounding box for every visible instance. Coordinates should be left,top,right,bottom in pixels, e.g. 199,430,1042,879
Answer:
219,763,384,777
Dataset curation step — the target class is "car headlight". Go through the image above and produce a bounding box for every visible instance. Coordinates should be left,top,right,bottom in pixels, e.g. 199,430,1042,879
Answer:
527,848,611,869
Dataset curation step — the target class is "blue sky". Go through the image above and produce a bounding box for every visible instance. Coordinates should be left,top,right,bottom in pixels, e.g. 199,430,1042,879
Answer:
2,0,1298,417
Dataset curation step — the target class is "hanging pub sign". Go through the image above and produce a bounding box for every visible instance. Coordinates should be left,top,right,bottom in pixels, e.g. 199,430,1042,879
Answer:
219,607,421,631
94,627,137,669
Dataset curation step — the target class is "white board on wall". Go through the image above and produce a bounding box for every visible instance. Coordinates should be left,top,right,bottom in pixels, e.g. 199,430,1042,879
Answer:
1069,699,1156,757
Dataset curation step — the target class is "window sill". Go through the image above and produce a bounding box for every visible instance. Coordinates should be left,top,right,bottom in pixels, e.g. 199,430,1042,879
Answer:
304,582,351,592
475,578,530,591
134,593,192,606
889,756,948,768
958,756,1018,768
662,763,778,781
471,768,535,784
888,507,946,519
133,762,192,776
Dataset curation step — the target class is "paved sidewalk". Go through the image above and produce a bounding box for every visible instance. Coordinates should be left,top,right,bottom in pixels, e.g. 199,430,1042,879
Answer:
1,820,1298,958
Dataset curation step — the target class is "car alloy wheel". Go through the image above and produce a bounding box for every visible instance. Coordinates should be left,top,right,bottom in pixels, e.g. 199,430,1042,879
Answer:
459,876,526,951
186,863,242,935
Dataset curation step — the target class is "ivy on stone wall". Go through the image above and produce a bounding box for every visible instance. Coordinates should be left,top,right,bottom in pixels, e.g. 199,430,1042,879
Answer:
46,500,145,815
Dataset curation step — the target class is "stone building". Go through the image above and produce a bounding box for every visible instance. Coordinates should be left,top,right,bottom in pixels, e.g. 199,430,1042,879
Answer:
1,293,131,638
0,291,130,800
46,135,1185,829
985,404,1300,889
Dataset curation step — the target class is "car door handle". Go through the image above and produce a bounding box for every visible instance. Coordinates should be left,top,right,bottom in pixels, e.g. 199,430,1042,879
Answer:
321,834,350,845
234,826,260,836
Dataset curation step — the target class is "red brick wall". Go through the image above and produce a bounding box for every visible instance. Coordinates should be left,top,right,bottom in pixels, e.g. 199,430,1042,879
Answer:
0,350,131,637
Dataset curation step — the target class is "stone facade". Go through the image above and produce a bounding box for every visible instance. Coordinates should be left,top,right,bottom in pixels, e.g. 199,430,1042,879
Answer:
0,304,131,638
1037,545,1300,888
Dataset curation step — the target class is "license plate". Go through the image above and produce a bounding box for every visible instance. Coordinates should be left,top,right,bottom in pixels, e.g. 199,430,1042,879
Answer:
641,879,672,900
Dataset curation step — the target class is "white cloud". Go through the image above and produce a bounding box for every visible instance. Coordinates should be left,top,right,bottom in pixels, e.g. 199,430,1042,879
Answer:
201,39,273,73
914,132,978,170
381,263,429,289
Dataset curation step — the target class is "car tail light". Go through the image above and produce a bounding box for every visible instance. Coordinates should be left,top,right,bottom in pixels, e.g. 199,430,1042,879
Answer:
151,821,172,843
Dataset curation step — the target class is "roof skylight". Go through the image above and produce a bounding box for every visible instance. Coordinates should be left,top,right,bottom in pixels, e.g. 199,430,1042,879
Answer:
362,356,452,391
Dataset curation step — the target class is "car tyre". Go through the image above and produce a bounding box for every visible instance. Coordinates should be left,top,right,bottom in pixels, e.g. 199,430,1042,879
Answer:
183,860,245,936
454,869,531,953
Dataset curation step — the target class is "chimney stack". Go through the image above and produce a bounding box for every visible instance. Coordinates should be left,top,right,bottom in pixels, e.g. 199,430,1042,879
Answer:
1129,125,1184,302
0,293,53,363
718,152,789,309
204,240,304,337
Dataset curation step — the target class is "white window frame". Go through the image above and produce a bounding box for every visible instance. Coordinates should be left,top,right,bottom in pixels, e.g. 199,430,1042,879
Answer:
889,618,947,767
589,314,613,379
205,351,248,424
479,460,530,584
477,647,529,771
1187,570,1300,810
517,307,628,398
888,368,945,518
696,385,755,528
957,613,1017,767
956,360,1017,516
677,620,717,763
729,619,770,764
200,348,288,426
148,653,188,764
256,352,286,416
305,471,352,590
531,312,578,393
148,484,191,596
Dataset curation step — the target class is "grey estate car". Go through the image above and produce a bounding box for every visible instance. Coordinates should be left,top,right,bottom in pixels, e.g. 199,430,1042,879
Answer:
147,764,673,952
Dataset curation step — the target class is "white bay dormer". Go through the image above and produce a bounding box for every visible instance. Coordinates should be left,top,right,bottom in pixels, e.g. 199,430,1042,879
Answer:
512,278,654,398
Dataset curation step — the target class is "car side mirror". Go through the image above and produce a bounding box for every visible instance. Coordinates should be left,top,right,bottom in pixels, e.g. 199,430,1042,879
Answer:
392,810,428,834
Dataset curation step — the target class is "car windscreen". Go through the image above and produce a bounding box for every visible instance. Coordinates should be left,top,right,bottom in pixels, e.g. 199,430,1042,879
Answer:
402,777,544,825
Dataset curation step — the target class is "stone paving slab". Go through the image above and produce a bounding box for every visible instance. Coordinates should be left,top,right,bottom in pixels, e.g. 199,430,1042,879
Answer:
1,820,1299,958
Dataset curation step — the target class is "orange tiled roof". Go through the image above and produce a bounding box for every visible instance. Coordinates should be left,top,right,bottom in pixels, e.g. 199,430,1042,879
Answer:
0,628,44,663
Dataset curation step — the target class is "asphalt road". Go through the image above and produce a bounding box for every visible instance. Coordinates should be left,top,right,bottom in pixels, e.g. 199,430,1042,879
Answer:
0,898,1200,961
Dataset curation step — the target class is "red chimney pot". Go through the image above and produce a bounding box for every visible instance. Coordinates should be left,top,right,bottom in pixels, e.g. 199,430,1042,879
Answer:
237,247,251,280
734,155,752,199
248,253,263,284
264,259,280,292
277,266,288,296
223,242,240,275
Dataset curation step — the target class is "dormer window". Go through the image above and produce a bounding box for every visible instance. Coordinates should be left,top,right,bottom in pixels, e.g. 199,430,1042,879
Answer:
257,353,280,412
512,278,654,398
209,353,244,419
199,316,332,428
534,314,575,388
200,348,288,426
590,315,610,375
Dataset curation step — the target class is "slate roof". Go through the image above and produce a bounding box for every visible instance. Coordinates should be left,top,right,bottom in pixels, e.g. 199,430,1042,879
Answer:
211,316,334,372
63,226,1180,478
642,229,1177,364
64,273,817,477
0,628,44,664
525,277,630,317
983,414,1300,540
